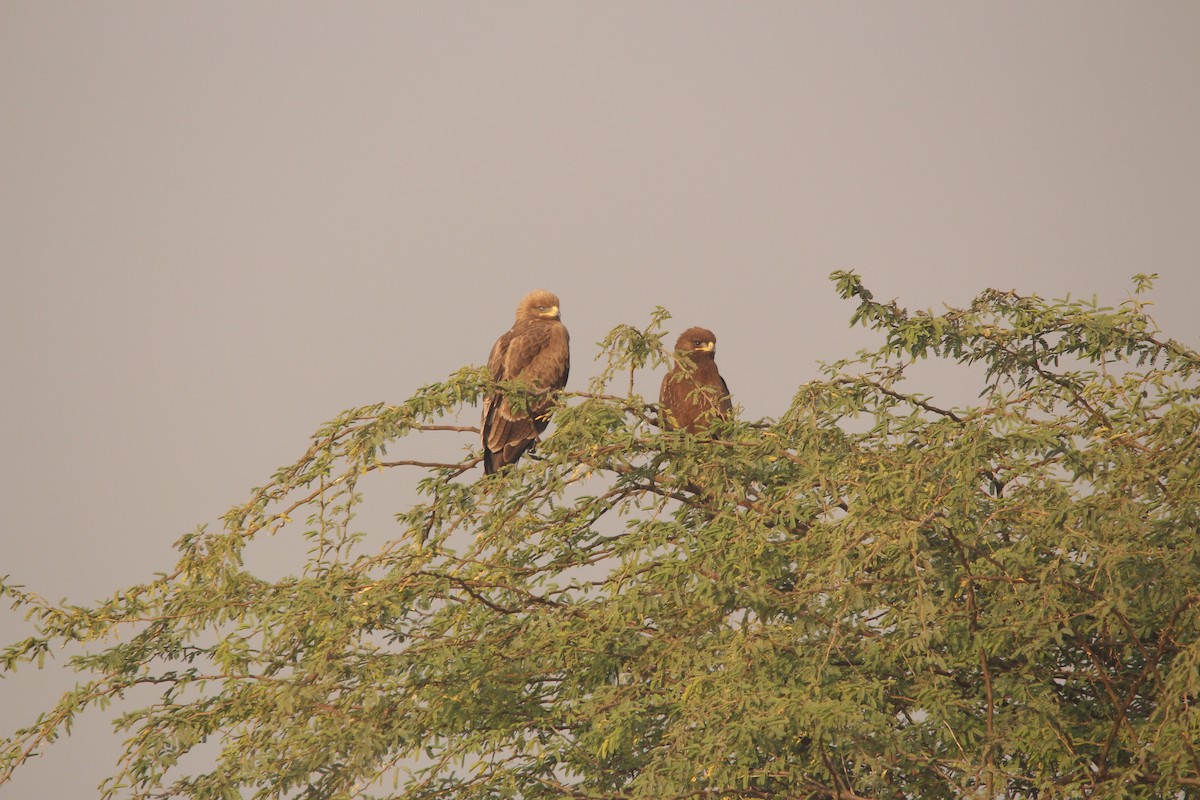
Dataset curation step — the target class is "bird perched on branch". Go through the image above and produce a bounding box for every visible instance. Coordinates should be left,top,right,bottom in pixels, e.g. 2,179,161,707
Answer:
659,327,732,434
482,290,570,474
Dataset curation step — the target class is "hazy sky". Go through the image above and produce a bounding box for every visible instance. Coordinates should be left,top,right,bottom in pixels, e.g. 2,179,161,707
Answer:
3,4,1199,795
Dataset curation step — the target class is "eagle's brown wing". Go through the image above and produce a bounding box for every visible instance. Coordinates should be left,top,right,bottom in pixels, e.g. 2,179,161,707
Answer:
659,366,691,432
659,360,730,434
482,320,569,474
716,372,733,418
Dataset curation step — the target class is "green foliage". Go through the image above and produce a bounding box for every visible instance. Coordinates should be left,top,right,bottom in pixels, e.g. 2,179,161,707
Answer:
4,274,1200,799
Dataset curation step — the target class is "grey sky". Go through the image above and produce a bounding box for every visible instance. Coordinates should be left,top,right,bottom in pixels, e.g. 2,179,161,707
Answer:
2,4,1199,795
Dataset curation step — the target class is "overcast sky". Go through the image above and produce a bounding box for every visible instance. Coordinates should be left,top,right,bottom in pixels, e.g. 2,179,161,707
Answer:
2,3,1199,795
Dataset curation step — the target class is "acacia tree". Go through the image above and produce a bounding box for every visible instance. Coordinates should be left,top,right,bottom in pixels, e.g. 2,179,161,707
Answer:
4,273,1200,799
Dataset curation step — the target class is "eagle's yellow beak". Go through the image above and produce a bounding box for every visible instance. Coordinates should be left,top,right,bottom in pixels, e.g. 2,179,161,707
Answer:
695,342,714,353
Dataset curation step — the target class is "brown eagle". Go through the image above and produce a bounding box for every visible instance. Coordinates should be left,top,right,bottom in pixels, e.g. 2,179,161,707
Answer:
482,290,570,474
659,326,732,434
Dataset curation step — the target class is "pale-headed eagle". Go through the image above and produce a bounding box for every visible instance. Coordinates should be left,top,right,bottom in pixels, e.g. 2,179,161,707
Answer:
659,327,732,434
482,290,570,474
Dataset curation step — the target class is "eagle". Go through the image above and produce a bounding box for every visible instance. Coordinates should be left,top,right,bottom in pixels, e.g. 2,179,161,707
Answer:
482,290,570,474
659,326,732,434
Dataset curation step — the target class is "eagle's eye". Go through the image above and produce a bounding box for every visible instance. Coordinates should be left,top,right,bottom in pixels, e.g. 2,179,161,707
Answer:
693,340,703,347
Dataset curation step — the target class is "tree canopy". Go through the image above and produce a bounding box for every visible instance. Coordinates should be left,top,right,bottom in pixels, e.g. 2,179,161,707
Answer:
4,272,1200,799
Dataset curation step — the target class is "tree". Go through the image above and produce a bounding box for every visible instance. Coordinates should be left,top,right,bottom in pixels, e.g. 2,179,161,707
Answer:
4,273,1200,799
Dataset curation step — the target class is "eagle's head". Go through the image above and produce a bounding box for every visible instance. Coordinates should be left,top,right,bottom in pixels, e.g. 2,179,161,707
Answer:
674,327,718,357
518,290,561,322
